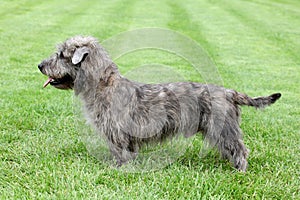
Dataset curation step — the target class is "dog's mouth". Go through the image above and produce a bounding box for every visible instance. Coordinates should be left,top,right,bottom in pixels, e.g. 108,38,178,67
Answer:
43,74,74,89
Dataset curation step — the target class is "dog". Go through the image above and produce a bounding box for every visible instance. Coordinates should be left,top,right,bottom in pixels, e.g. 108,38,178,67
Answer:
38,35,281,172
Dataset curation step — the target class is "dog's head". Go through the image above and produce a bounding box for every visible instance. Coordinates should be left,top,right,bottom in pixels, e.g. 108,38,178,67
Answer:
38,36,101,89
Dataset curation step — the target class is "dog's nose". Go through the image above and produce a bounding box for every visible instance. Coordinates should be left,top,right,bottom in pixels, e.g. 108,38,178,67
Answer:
38,63,43,71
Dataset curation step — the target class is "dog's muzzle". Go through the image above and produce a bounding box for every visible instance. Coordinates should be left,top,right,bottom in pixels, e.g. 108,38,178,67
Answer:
38,63,74,89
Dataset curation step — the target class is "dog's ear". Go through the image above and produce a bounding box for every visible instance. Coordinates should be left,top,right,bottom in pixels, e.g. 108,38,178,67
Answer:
72,47,89,65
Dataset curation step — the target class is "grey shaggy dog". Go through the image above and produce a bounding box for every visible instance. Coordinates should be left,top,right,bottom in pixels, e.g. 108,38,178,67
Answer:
38,35,281,172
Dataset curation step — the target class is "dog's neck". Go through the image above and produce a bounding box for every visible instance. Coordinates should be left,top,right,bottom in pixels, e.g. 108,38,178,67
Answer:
74,60,121,96
98,62,121,89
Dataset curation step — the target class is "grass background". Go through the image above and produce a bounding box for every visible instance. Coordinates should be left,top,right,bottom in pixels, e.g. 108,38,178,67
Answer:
0,0,299,199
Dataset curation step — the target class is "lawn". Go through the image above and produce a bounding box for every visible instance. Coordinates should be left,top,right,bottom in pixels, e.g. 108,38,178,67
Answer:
0,0,299,199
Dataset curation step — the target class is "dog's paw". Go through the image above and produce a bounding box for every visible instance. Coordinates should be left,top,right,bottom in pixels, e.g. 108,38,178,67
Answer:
234,158,248,172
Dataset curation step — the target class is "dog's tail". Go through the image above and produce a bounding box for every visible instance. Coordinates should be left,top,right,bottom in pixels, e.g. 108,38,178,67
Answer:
233,92,281,109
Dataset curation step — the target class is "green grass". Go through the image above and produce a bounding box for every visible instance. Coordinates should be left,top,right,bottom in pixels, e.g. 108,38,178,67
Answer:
1,0,299,199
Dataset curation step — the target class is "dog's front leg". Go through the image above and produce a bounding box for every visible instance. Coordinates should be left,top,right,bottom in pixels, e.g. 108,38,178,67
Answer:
107,139,138,166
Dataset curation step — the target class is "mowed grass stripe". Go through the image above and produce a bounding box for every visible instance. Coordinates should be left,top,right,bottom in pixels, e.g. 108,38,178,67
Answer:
1,0,135,56
219,0,300,64
182,0,274,66
167,1,216,58
175,0,262,91
215,1,300,96
0,0,96,69
114,1,208,83
258,0,300,13
128,0,172,28
67,0,139,39
180,0,297,95
0,0,50,20
0,0,137,89
167,1,223,84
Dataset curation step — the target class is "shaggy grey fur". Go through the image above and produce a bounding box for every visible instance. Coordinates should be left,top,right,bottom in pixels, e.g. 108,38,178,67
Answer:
38,36,281,172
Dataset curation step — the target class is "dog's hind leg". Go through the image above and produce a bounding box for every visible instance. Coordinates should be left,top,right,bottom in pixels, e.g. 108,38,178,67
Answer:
214,115,249,172
217,125,249,172
204,104,249,172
